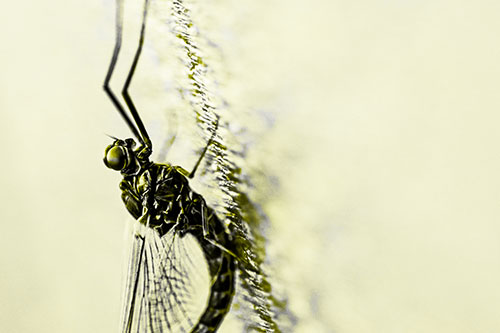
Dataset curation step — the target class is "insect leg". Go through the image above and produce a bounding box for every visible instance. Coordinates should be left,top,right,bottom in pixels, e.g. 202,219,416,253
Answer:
157,110,178,162
188,115,219,179
121,0,153,150
204,237,237,260
103,0,145,146
201,199,208,238
201,203,238,260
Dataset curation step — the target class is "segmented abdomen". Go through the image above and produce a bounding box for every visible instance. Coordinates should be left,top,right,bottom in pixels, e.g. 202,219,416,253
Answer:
191,207,235,332
193,245,235,333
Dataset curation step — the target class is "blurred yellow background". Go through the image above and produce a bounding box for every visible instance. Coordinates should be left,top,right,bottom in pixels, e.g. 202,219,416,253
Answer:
1,0,500,332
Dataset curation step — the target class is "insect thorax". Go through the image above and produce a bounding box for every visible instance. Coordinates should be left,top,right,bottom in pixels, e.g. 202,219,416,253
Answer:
119,163,209,237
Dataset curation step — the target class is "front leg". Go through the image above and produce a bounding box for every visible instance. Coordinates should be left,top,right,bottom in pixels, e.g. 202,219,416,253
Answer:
135,144,152,161
120,180,143,219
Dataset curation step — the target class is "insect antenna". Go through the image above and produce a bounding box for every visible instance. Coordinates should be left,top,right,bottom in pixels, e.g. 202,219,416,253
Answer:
121,0,153,150
104,133,119,141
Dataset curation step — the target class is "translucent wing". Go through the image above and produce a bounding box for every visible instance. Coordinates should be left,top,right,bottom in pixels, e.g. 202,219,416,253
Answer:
121,222,211,333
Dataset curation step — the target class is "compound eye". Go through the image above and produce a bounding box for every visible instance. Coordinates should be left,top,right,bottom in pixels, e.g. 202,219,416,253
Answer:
104,146,128,171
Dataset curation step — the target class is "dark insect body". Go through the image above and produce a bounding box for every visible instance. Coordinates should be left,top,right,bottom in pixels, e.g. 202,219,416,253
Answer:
102,0,236,332
104,140,235,332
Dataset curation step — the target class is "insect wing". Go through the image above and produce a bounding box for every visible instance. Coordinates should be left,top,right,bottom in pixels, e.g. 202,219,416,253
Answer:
121,222,211,332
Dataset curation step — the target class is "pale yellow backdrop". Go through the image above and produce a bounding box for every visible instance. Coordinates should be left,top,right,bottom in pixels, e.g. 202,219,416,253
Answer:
1,0,500,332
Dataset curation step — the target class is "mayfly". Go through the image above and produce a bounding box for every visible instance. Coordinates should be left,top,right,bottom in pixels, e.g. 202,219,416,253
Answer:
102,0,235,331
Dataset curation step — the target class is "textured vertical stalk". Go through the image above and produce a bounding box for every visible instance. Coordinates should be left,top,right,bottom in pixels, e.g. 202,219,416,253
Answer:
166,0,291,331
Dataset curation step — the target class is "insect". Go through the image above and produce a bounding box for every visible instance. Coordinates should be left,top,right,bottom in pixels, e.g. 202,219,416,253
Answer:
102,0,236,331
